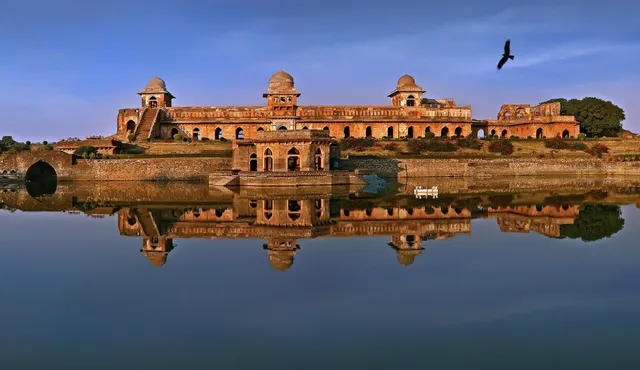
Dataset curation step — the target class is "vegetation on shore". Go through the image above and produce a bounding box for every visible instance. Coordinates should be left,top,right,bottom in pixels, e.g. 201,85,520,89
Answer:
540,97,625,137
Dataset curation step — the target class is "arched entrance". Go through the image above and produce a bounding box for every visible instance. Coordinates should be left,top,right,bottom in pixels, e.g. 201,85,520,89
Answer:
501,129,508,137
490,129,496,137
264,148,273,172
441,127,449,137
454,127,462,137
314,148,323,170
148,97,158,108
387,126,393,138
193,128,200,141
344,126,350,138
365,126,372,137
126,120,136,132
257,127,265,132
278,125,288,130
236,127,244,139
406,95,415,107
171,128,179,138
323,126,329,133
536,128,543,139
215,128,222,140
477,128,485,138
407,126,414,138
287,147,300,171
302,126,308,130
562,129,569,138
249,153,258,171
425,127,431,136
25,160,57,196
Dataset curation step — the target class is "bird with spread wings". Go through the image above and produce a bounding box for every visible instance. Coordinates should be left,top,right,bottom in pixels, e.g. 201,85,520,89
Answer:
497,39,515,70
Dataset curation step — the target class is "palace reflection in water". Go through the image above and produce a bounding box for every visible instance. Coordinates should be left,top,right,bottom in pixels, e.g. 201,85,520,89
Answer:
1,179,636,270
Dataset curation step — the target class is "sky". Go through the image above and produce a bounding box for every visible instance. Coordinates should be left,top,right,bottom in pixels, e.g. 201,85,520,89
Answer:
0,0,638,142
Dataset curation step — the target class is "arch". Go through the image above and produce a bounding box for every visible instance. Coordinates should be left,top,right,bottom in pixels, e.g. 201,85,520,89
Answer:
215,127,223,140
425,126,431,134
25,160,57,196
406,95,415,107
490,129,496,136
264,148,273,172
441,127,449,137
503,112,512,119
365,126,372,137
170,128,179,137
235,127,244,139
323,126,329,133
148,96,158,108
25,160,57,181
302,126,308,130
257,127,265,132
407,126,414,138
278,125,288,130
314,148,323,170
477,128,485,138
287,147,300,171
454,127,462,137
387,126,394,138
249,153,258,171
126,120,136,132
501,129,508,137
515,109,525,118
562,129,570,138
536,128,543,139
193,128,200,141
343,126,350,138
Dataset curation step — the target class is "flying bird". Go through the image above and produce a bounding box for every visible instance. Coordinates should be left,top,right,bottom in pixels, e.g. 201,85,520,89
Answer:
497,39,514,70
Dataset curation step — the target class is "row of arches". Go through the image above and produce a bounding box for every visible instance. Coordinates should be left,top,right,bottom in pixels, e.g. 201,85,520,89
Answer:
480,128,570,139
250,147,324,172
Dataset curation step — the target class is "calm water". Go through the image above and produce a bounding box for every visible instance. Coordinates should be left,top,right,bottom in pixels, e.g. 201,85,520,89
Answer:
1,180,640,369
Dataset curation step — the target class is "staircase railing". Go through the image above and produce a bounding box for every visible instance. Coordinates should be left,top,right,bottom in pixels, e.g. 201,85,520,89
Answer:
133,108,148,137
146,108,162,140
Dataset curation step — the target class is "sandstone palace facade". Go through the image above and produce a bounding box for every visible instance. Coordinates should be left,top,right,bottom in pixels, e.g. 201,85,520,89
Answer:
116,72,579,141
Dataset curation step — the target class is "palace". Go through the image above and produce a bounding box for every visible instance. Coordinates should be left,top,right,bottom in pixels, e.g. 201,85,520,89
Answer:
116,71,579,142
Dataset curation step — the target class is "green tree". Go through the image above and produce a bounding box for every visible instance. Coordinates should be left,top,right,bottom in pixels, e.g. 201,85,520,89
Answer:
540,97,625,137
559,204,625,242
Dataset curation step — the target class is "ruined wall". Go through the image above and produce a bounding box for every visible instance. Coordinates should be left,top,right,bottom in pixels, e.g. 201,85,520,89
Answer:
117,108,141,136
341,157,640,178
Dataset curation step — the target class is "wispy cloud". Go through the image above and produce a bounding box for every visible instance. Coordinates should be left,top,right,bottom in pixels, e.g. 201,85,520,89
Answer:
507,42,640,69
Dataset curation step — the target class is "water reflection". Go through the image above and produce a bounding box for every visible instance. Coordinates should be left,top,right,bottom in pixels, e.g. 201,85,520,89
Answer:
1,180,636,270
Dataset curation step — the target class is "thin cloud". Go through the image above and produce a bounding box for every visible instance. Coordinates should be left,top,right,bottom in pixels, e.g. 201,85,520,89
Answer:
509,42,640,69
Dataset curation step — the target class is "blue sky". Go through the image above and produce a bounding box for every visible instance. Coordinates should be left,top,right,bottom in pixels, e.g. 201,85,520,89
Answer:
1,0,638,142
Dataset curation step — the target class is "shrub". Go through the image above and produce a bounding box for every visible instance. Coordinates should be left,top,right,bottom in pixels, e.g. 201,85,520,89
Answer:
43,144,54,150
578,133,587,139
424,132,436,139
74,145,102,159
487,138,514,155
42,141,48,145
219,137,228,142
407,138,457,153
585,143,609,158
173,134,183,141
544,135,588,150
382,143,398,151
340,137,376,150
127,133,136,142
456,137,484,150
201,137,210,141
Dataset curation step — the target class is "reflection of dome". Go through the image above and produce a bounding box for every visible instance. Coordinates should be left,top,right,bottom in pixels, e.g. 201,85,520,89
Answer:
141,250,168,267
397,74,416,87
396,250,422,266
268,250,295,271
267,70,295,92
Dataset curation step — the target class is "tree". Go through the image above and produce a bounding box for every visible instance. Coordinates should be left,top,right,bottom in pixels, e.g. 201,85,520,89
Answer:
540,97,625,137
559,204,625,242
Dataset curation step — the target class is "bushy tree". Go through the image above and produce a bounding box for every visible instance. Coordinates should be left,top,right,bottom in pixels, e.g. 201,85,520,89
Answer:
560,204,625,242
540,97,625,137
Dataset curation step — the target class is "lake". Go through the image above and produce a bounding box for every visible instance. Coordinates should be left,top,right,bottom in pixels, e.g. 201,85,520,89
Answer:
1,179,640,369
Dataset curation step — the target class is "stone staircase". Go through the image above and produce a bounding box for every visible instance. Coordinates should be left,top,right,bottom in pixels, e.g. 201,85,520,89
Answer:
134,108,159,141
134,209,159,237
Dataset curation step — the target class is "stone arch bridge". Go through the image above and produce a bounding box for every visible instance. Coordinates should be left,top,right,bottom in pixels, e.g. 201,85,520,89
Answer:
0,151,74,181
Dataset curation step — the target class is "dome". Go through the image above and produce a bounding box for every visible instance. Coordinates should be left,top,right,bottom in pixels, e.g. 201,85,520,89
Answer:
397,74,416,87
268,250,295,271
142,250,168,267
267,70,295,92
147,76,167,90
396,250,422,266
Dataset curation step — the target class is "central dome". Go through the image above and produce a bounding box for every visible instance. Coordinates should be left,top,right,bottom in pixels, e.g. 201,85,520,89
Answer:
397,74,417,87
267,70,295,92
